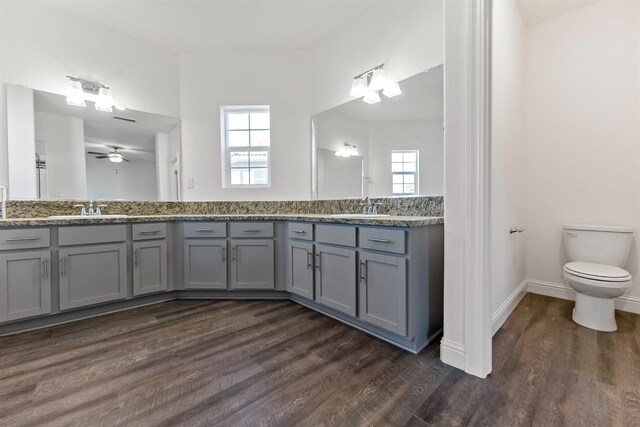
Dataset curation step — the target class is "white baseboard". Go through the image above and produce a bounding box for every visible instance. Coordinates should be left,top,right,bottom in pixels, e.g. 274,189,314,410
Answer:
527,279,640,315
491,280,528,335
440,338,465,370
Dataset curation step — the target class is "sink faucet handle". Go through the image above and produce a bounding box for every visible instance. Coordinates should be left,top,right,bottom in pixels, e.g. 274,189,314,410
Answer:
95,204,108,215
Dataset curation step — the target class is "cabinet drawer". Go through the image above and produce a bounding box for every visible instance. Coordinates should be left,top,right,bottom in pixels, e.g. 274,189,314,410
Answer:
184,222,227,238
0,228,50,250
132,223,167,241
230,222,274,238
287,222,313,241
58,225,126,246
315,224,356,247
359,227,406,254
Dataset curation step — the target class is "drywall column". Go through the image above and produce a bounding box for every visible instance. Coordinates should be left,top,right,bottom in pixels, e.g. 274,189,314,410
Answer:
6,85,37,199
155,132,170,201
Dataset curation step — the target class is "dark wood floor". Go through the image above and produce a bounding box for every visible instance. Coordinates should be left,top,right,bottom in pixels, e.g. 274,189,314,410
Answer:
1,293,639,427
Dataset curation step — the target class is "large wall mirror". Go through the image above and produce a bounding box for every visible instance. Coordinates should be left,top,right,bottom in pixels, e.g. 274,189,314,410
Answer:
6,85,181,201
312,65,443,199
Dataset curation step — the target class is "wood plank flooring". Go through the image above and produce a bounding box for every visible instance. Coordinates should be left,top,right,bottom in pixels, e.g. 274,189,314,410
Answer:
0,293,639,426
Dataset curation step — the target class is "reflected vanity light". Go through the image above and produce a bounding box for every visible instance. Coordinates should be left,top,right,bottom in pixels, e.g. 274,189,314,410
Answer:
349,64,401,103
335,143,359,158
363,89,381,104
65,76,123,112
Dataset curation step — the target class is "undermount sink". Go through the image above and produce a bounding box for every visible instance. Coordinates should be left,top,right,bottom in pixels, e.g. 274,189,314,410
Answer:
47,214,128,220
329,214,391,219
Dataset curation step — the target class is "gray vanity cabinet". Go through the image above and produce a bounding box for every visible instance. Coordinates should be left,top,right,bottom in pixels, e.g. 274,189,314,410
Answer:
358,252,407,335
184,239,228,289
59,244,128,310
314,244,357,316
230,240,275,290
0,250,51,322
287,241,314,299
133,240,168,296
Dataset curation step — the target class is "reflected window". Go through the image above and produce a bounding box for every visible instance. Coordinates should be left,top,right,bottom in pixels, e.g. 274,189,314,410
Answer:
222,106,270,187
392,150,418,194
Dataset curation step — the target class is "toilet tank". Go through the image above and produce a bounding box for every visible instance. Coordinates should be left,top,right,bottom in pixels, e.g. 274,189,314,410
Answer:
564,224,634,267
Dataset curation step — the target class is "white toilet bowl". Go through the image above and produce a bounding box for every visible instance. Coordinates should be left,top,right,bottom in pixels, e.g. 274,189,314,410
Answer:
563,262,631,332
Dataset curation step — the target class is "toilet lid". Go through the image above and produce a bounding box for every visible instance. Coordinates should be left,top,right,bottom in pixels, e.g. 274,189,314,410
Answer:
564,262,631,282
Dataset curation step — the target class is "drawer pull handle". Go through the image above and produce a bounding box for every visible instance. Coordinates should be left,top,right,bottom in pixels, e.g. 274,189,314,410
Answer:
307,251,313,269
243,229,262,233
222,246,227,262
5,237,40,242
133,249,139,266
195,229,214,232
291,230,306,234
367,238,392,244
139,230,160,235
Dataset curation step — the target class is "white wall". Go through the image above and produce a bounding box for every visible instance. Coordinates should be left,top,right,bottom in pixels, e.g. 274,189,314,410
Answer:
524,1,640,302
0,0,179,194
311,0,443,114
179,49,313,201
35,111,87,199
490,0,527,331
367,120,444,197
86,155,157,201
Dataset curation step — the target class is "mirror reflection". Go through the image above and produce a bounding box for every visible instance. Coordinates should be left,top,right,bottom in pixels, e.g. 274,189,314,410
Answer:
313,66,443,199
9,87,181,201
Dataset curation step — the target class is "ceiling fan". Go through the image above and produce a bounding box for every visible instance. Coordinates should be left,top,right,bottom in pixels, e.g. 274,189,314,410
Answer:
87,146,130,163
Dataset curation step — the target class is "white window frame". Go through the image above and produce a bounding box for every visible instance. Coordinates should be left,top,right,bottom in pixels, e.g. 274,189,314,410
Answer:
220,105,271,188
391,149,419,195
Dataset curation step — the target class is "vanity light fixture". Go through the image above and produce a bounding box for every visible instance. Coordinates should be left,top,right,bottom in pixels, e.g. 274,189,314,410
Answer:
349,76,368,98
348,64,402,104
335,143,359,158
65,76,123,112
65,80,87,107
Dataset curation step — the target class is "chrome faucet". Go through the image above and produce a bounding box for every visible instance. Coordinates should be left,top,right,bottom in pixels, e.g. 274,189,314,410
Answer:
0,186,7,220
361,197,379,215
73,199,108,216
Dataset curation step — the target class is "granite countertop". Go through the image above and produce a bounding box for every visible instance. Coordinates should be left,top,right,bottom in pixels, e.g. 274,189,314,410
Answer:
0,214,444,228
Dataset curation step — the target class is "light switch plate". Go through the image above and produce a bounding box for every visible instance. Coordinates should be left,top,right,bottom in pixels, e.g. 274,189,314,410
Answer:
187,177,195,189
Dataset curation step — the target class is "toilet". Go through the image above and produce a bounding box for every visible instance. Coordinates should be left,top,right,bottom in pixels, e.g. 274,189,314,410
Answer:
563,224,633,332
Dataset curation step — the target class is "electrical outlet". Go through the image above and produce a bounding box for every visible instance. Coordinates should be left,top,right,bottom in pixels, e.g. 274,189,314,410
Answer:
187,177,195,189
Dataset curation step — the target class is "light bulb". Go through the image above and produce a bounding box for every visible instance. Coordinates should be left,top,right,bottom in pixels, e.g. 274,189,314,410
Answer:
66,80,86,107
349,76,368,98
363,89,381,105
382,81,402,97
368,68,388,91
109,153,123,163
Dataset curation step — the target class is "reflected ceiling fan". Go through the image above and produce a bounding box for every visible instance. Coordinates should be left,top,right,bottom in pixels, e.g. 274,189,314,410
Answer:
87,146,130,163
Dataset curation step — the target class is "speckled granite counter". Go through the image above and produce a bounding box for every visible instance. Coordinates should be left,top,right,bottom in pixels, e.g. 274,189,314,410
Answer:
0,214,443,228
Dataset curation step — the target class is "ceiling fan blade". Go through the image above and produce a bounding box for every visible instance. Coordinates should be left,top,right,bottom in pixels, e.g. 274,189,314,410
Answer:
123,158,131,162
87,151,107,155
95,155,109,159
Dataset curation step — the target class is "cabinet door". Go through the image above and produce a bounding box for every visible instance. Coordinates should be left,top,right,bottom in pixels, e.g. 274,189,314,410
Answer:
358,252,407,335
0,250,51,322
288,241,314,299
314,244,356,316
230,240,274,290
59,244,127,310
133,240,168,296
184,239,227,289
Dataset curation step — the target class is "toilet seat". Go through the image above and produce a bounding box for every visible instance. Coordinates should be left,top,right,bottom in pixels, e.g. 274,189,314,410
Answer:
563,262,631,283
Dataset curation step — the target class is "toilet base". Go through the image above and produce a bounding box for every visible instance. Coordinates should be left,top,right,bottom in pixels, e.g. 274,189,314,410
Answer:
572,293,617,332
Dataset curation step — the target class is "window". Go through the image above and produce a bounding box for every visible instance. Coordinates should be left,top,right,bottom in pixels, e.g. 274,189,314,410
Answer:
221,106,270,187
392,150,419,194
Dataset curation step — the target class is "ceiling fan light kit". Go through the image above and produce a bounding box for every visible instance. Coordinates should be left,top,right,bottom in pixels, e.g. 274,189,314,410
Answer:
87,147,131,163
